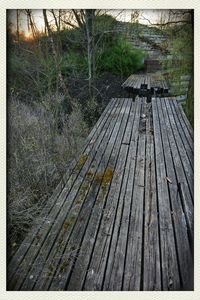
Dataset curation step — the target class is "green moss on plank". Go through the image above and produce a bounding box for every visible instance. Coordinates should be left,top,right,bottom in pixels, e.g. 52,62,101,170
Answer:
63,216,76,230
86,170,93,178
95,167,114,185
60,260,69,273
103,167,114,184
77,154,88,168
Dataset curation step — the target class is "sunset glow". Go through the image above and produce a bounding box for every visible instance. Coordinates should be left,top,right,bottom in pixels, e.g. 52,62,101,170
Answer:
8,9,173,39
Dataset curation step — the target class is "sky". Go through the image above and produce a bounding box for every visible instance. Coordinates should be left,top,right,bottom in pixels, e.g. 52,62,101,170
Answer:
7,9,172,37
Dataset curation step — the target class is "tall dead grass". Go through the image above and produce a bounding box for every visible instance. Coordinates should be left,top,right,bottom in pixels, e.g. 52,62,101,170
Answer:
7,93,89,258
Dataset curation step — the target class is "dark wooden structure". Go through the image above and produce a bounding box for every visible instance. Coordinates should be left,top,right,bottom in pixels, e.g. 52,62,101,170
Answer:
7,97,193,291
144,59,162,73
122,74,169,96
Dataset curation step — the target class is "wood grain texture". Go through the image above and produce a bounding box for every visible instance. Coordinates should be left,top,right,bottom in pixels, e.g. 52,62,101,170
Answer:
8,97,193,291
122,74,169,96
152,98,180,290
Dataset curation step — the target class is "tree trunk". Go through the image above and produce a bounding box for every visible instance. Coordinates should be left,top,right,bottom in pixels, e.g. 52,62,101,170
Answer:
16,10,19,41
72,9,84,29
26,9,37,39
58,9,61,31
51,9,60,33
85,10,95,98
43,9,70,101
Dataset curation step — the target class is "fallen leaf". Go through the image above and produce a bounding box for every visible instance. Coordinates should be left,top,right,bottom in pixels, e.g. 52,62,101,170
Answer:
12,242,17,248
91,269,94,275
90,139,96,145
166,177,172,184
169,278,173,286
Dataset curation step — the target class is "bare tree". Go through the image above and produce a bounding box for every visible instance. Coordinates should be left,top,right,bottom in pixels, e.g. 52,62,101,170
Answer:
85,10,96,97
72,9,85,30
138,9,193,28
43,9,70,102
16,9,20,41
50,9,60,33
65,9,96,98
25,9,37,39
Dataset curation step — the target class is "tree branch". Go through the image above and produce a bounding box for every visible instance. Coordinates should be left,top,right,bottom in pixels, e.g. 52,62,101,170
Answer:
139,14,192,27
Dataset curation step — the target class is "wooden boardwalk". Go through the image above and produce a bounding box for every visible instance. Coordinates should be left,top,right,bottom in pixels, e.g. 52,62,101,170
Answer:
7,97,193,291
122,74,169,95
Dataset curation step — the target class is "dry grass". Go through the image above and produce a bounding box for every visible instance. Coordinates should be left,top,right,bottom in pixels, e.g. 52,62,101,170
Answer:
7,94,89,258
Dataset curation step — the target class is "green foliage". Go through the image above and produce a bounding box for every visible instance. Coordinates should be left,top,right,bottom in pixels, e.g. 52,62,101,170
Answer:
7,40,57,100
162,23,193,125
59,27,84,51
61,51,87,78
97,36,145,76
8,51,37,98
94,14,117,32
8,22,145,101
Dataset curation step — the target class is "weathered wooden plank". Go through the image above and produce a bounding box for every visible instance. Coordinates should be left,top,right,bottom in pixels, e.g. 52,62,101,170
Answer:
164,98,193,199
122,75,169,96
146,75,151,90
162,80,169,93
175,102,193,145
150,78,156,94
169,99,193,169
133,77,139,90
157,98,193,290
8,93,193,291
58,140,128,290
122,102,135,145
67,100,137,291
178,103,193,140
137,76,143,90
45,100,132,291
102,144,133,291
102,98,143,291
160,99,193,242
171,99,193,152
123,133,146,290
140,76,145,89
143,103,161,291
130,75,136,88
141,75,146,89
83,98,142,291
152,98,180,290
128,77,133,88
21,99,128,291
82,143,129,291
8,99,124,290
158,81,164,94
7,98,116,284
132,79,137,89
122,75,134,88
178,182,194,246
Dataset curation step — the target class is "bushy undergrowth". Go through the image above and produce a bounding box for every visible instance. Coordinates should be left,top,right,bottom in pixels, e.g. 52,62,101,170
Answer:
7,94,89,258
162,23,193,126
8,19,145,101
97,37,145,77
61,51,87,78
8,45,86,102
